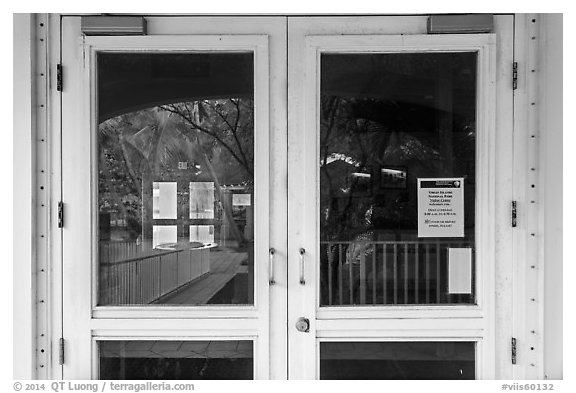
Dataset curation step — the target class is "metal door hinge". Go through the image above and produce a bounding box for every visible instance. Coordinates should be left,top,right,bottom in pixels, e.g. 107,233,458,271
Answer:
58,201,64,228
56,64,63,92
59,338,65,365
512,62,518,90
511,337,517,364
511,201,517,227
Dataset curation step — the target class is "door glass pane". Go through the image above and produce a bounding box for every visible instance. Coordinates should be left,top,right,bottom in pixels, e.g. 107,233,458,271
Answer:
97,53,255,305
319,53,477,306
320,341,475,380
99,340,253,379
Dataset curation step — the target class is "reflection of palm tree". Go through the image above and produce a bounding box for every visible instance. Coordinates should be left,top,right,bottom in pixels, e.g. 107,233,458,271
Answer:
160,100,254,176
184,130,247,246
130,110,172,240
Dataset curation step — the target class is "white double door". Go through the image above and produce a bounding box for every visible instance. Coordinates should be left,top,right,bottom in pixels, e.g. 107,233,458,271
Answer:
61,15,514,379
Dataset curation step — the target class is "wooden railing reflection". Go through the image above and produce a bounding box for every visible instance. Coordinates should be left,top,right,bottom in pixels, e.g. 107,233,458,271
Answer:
321,240,474,306
98,241,210,305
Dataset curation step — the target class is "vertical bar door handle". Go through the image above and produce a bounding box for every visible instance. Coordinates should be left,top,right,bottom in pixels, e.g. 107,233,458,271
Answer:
269,248,276,285
299,248,306,285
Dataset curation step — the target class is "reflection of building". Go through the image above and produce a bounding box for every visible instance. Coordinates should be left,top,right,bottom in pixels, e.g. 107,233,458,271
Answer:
380,167,407,189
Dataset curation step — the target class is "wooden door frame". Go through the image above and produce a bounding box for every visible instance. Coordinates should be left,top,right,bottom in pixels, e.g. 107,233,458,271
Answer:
287,15,514,379
60,16,287,379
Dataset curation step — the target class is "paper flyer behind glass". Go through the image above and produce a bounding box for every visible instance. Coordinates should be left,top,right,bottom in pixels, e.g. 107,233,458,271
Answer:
417,178,464,238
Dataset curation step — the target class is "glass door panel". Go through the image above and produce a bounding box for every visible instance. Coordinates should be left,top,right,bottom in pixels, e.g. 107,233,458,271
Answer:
99,340,254,379
319,52,478,306
319,341,475,380
97,52,256,306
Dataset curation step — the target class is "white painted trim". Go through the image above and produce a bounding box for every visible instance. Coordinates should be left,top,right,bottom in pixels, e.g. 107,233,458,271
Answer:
492,14,515,380
88,317,263,331
538,14,563,381
91,329,260,337
62,17,91,378
512,13,563,380
512,14,529,380
13,12,35,380
317,330,485,339
92,307,260,319
316,318,486,332
45,13,64,381
512,13,562,380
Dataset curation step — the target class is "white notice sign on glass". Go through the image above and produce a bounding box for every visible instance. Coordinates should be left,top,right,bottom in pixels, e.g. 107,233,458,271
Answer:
417,178,464,238
232,193,251,206
152,182,177,220
448,248,472,294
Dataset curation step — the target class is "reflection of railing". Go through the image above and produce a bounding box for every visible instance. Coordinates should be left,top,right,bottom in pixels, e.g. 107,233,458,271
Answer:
100,240,156,264
99,242,210,305
321,241,474,306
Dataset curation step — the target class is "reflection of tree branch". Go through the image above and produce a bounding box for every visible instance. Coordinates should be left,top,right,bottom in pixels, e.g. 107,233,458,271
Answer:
229,99,250,170
184,103,194,124
200,99,251,172
159,104,252,176
231,99,240,131
203,100,235,131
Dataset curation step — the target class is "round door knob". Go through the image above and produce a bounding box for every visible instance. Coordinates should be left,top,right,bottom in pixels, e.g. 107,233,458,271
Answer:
295,317,310,333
